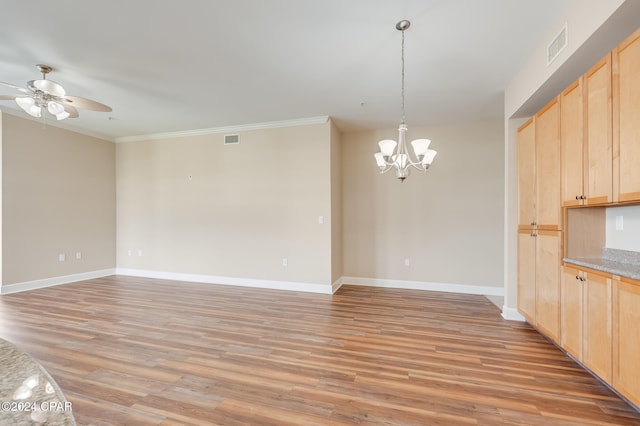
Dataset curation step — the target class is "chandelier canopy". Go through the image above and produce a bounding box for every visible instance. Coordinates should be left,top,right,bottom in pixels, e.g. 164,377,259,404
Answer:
374,20,437,182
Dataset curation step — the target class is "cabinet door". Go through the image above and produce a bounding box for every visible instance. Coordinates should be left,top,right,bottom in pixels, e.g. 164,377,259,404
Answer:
535,97,561,229
561,265,583,360
517,118,536,228
585,53,613,205
583,271,612,384
517,230,536,323
614,28,640,202
535,230,562,343
560,79,585,207
613,278,640,407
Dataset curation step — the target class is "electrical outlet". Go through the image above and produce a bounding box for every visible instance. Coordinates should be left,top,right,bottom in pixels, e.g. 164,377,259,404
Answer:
282,258,288,267
58,253,66,262
616,215,624,231
76,251,82,260
404,258,410,266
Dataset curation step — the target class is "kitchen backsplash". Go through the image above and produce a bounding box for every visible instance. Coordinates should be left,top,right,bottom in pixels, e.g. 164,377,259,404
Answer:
606,204,640,252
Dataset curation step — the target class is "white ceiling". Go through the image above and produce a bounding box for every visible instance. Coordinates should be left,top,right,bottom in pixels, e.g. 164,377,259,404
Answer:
0,0,569,141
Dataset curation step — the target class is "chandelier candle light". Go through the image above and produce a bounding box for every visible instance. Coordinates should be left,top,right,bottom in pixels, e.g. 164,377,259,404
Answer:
374,20,437,182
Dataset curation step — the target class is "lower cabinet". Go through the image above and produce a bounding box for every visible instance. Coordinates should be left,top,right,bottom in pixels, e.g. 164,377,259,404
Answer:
517,230,536,323
561,265,583,360
613,277,640,408
518,230,562,343
583,270,612,384
560,266,640,407
535,231,562,343
561,266,612,383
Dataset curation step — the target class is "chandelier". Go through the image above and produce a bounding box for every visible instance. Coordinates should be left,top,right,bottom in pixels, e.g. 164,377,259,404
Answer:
374,20,437,182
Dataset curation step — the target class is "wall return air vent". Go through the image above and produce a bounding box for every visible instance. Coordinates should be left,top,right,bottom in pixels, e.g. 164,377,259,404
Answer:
547,24,568,66
224,134,240,145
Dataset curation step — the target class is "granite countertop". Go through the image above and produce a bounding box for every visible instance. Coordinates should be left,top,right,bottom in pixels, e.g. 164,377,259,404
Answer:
563,248,640,281
0,338,76,426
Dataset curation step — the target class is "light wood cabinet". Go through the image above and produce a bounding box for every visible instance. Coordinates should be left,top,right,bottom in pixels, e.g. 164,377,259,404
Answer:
561,265,613,385
517,99,562,338
517,98,561,231
583,270,612,384
519,25,640,412
613,277,640,407
561,265,583,360
560,78,585,207
613,27,640,203
535,231,562,343
535,98,562,229
517,229,562,343
517,118,536,229
561,265,616,384
517,230,536,323
584,53,613,205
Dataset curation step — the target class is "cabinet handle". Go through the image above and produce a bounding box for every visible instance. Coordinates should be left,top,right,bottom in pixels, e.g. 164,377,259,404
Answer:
576,195,580,200
576,275,580,281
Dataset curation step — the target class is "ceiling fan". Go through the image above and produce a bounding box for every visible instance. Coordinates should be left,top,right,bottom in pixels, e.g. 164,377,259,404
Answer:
0,64,112,121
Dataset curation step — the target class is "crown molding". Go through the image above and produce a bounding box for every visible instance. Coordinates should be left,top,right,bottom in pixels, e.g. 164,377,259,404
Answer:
114,116,330,143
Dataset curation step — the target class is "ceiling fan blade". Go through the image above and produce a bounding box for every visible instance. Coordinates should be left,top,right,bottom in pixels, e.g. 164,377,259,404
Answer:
0,81,30,94
61,95,112,112
0,94,22,101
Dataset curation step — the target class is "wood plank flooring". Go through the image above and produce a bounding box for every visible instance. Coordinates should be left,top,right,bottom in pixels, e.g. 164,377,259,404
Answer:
0,276,639,425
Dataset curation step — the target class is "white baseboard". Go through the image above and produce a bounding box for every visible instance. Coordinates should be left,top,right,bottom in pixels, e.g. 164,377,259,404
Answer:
0,269,116,295
1,270,509,307
332,277,344,293
501,305,526,321
341,276,504,296
116,268,334,294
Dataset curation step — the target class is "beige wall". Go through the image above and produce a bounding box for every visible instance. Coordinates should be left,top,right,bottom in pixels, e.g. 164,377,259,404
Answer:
2,114,116,285
342,119,504,288
116,122,334,286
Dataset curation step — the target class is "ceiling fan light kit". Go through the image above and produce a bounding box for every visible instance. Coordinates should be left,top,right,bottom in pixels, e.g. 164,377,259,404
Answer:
0,64,112,121
373,20,437,182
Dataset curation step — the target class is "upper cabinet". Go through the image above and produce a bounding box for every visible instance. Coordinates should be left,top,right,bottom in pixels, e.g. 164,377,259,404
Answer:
517,119,536,229
585,53,613,205
517,98,561,230
560,78,585,207
614,27,640,203
535,98,562,229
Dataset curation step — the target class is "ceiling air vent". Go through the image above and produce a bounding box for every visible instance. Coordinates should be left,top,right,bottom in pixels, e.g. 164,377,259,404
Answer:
224,134,240,145
547,24,568,66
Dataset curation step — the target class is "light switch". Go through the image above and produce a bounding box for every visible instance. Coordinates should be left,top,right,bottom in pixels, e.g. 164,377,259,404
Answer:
616,215,624,231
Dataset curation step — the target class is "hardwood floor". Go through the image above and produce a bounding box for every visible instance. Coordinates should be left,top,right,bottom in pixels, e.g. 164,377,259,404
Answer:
1,276,639,425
